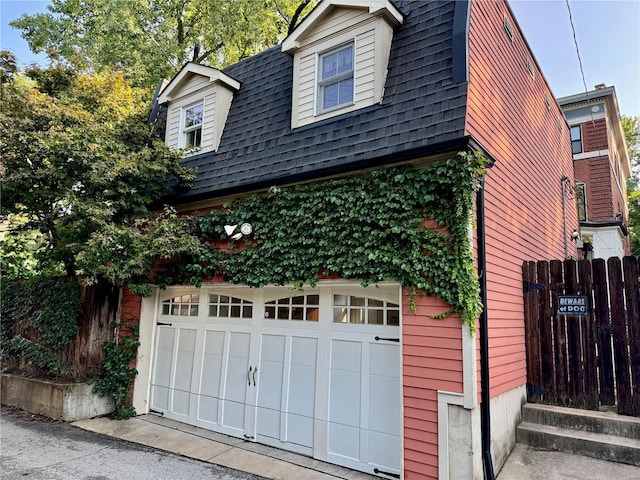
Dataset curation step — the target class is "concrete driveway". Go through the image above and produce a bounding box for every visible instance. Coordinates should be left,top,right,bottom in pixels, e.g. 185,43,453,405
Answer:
0,411,265,480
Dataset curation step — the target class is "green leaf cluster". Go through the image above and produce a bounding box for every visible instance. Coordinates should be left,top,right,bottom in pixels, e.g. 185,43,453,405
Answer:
0,61,195,282
622,115,640,255
1,276,82,377
93,325,140,419
168,151,489,330
9,0,317,89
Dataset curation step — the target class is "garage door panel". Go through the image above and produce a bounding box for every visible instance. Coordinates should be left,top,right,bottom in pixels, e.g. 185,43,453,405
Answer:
286,412,314,447
256,408,281,440
151,386,170,411
153,328,175,390
368,431,400,469
172,390,192,416
198,395,219,424
221,332,251,431
370,342,400,377
329,423,360,460
369,374,401,435
330,340,363,373
174,329,196,392
329,369,362,426
200,331,225,398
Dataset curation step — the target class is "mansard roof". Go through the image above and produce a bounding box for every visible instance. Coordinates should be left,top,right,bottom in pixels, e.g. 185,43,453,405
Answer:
171,0,470,202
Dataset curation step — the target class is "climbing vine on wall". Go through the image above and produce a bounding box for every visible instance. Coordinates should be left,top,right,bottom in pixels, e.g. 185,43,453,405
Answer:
154,151,490,331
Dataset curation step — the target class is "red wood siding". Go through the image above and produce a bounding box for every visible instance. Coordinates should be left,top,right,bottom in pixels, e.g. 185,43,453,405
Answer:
466,0,577,398
402,291,463,480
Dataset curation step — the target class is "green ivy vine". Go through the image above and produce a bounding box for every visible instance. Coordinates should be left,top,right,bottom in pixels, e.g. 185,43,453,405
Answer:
93,324,140,419
154,151,489,331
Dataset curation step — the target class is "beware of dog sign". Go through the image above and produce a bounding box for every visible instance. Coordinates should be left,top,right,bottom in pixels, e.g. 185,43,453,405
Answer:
557,295,589,316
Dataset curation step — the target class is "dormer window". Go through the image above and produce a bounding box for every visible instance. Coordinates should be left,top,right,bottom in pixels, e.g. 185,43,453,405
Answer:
318,43,354,114
182,102,203,149
157,63,240,156
283,0,403,129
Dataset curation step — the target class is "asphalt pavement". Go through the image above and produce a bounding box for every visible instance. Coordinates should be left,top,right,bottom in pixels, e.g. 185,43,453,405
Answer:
0,412,266,480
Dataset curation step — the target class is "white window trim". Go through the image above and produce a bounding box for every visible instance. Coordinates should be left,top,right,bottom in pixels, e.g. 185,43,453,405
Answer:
570,124,582,154
315,41,356,116
180,100,204,151
576,181,587,222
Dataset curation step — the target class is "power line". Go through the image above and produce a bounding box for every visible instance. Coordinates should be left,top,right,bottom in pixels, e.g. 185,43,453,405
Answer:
565,0,590,101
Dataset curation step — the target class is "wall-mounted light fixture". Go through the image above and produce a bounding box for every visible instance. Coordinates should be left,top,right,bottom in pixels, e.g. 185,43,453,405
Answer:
224,223,253,240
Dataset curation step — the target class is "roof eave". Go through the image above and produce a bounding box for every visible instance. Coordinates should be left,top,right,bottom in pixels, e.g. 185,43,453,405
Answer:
282,0,403,54
158,63,241,104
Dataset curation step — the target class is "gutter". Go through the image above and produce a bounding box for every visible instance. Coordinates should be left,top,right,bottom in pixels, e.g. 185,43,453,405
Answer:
477,171,495,480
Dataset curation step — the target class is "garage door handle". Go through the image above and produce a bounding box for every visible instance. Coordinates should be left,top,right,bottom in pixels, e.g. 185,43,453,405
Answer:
375,336,399,342
252,367,257,386
248,366,252,386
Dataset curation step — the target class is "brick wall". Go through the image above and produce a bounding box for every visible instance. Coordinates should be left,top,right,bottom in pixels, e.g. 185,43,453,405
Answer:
582,118,608,153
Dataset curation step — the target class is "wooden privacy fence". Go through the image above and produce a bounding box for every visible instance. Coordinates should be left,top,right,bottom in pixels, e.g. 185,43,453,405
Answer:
522,256,640,416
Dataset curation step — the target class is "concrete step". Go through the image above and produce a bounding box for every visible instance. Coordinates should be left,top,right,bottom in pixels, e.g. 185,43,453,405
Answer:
516,421,640,467
523,403,640,440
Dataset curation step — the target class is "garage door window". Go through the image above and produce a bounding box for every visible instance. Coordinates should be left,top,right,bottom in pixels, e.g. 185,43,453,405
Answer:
161,294,200,316
208,294,253,318
265,294,319,321
333,295,399,325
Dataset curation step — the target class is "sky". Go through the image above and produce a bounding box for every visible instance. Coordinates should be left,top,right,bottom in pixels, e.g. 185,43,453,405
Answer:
1,0,639,117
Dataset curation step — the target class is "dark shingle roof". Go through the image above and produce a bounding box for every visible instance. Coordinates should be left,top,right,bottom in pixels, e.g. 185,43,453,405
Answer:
175,0,468,202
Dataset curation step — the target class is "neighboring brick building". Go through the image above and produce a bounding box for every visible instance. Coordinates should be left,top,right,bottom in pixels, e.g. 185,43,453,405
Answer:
558,85,632,259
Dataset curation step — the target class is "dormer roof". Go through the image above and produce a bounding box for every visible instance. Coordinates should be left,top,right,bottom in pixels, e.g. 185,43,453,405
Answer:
158,63,240,104
282,0,403,53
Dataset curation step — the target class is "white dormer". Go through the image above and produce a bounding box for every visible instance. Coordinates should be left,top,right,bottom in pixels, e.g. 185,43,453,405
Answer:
283,0,403,128
158,63,240,155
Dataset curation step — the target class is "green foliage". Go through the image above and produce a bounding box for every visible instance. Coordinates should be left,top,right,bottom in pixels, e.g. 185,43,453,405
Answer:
622,115,640,255
1,277,81,377
10,0,317,89
78,206,211,293
0,63,195,282
629,190,640,256
93,325,140,419
163,152,489,330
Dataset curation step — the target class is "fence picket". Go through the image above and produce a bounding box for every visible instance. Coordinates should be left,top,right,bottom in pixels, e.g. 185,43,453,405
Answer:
537,261,554,401
608,257,633,415
578,259,598,410
622,256,640,416
550,260,568,405
593,258,615,406
565,259,585,408
523,261,542,402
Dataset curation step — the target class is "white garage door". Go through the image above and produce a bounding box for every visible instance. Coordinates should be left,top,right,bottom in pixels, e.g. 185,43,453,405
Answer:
149,284,401,476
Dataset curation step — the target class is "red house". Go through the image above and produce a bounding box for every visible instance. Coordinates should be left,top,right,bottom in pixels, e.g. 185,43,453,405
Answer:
122,1,577,478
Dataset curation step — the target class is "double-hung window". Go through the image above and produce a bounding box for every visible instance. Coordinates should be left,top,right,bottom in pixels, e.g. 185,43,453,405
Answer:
576,182,587,221
570,125,582,154
318,43,354,114
182,102,203,149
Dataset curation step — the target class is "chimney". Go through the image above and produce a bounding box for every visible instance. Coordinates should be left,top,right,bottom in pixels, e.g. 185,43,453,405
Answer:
594,83,606,90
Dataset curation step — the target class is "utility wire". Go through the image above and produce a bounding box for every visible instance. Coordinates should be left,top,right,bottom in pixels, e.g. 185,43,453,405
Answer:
566,0,597,129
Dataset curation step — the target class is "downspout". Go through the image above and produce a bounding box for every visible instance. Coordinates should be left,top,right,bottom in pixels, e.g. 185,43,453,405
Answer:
561,176,569,258
477,177,495,480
